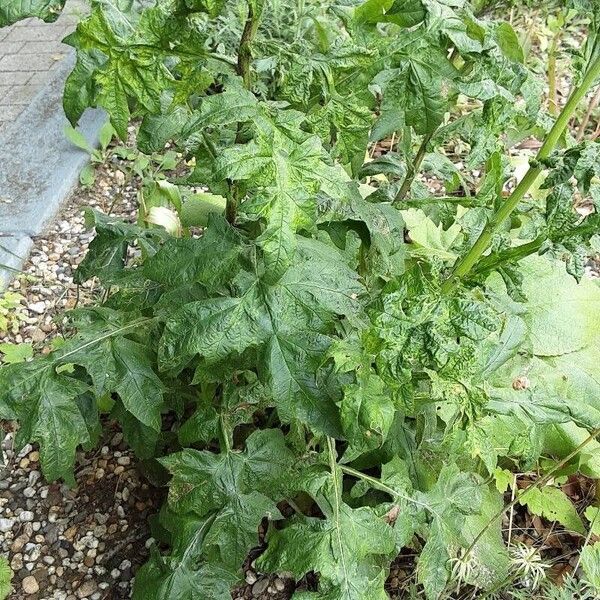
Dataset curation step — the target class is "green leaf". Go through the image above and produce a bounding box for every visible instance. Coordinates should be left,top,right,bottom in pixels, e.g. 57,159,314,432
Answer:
461,486,510,590
161,429,294,573
518,255,600,356
401,208,462,260
132,511,237,600
0,0,65,26
417,465,483,599
584,507,600,536
75,208,166,284
0,555,12,600
180,193,227,227
160,237,362,435
519,485,585,534
64,125,94,154
544,422,600,479
379,48,456,136
144,215,243,289
581,543,600,591
184,0,226,18
257,465,396,599
340,374,395,457
0,362,89,484
354,0,426,27
64,308,165,431
96,63,131,141
0,342,33,364
494,22,525,64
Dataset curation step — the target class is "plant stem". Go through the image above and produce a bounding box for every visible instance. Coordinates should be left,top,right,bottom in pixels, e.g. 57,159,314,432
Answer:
226,1,260,224
237,2,259,90
440,54,600,293
339,464,437,515
393,131,434,204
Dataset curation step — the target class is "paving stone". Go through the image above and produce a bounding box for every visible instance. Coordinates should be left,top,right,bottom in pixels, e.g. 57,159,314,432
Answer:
5,26,66,43
0,84,42,105
0,234,33,288
0,71,31,86
18,40,66,54
0,104,23,122
0,53,106,239
0,41,25,54
0,0,85,130
0,52,64,72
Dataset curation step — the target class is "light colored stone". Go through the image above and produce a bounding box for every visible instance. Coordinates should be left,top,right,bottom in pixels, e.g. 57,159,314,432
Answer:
0,517,15,532
22,575,40,595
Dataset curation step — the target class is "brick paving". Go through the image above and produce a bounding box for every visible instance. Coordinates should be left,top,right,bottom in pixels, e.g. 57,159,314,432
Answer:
0,0,85,133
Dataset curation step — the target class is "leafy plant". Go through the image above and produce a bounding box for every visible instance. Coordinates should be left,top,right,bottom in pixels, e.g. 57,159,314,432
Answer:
2,0,600,598
0,556,12,600
0,291,28,335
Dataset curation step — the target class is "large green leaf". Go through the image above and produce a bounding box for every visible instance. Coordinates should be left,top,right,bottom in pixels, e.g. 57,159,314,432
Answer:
257,464,396,599
0,361,89,484
62,308,165,431
132,511,237,600
160,429,295,573
518,485,585,535
0,0,65,26
487,256,600,433
159,236,362,435
143,215,244,289
519,255,600,356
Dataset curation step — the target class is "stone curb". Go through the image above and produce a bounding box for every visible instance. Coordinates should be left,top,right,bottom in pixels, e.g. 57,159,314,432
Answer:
0,51,105,289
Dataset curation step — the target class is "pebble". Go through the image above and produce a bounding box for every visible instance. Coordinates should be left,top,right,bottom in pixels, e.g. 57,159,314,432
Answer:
19,511,35,522
28,301,46,314
0,517,14,532
76,580,97,598
22,575,40,594
274,578,285,591
252,579,269,596
31,327,46,343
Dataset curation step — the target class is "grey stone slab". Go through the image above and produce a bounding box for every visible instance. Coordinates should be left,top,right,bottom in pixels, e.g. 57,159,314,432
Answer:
0,52,64,72
0,84,42,105
0,104,23,122
0,52,106,238
5,26,65,43
0,72,32,86
0,41,25,54
18,40,65,54
0,233,33,288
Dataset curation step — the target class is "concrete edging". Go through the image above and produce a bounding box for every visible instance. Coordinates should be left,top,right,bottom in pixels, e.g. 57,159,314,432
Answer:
0,51,105,289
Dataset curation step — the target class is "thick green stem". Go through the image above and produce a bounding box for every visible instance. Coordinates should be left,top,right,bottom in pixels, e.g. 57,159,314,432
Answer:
393,131,433,204
226,2,260,224
472,236,544,276
237,2,259,90
440,54,600,293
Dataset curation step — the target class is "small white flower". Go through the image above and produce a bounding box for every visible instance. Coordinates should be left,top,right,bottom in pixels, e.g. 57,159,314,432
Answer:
449,548,478,589
510,543,549,590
